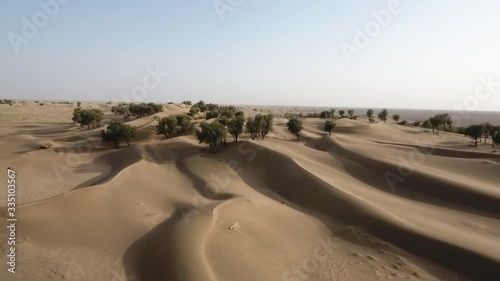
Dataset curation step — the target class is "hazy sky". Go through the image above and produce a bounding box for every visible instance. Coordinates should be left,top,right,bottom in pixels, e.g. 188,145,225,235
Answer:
1,0,500,110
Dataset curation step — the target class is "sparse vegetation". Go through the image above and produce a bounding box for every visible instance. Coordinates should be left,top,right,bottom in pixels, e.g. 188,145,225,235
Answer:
72,108,104,129
226,112,245,142
378,109,388,123
156,114,192,138
111,105,129,116
367,109,375,122
464,124,483,147
286,118,303,140
128,103,163,118
101,120,136,149
196,121,226,153
392,114,400,123
324,120,336,135
77,101,81,107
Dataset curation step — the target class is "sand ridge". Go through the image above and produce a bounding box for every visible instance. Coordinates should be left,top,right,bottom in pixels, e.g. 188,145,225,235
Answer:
0,102,499,281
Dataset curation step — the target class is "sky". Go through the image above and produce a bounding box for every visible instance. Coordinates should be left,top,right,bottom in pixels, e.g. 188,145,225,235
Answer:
1,0,500,110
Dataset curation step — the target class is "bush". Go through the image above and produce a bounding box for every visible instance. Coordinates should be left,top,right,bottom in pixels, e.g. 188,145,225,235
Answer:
101,120,136,149
324,120,336,135
72,108,103,129
196,121,226,153
156,114,192,138
286,118,303,140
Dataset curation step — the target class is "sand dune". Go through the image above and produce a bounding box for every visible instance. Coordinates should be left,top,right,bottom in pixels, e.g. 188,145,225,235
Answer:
1,103,499,281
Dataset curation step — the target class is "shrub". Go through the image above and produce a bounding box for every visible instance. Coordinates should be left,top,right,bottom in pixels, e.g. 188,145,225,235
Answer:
286,118,303,140
196,121,226,153
101,120,136,149
378,109,388,122
324,120,336,135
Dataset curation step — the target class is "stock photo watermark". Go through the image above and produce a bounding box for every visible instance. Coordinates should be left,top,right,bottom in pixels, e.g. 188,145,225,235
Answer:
7,0,72,54
452,73,500,125
115,65,169,103
213,0,244,21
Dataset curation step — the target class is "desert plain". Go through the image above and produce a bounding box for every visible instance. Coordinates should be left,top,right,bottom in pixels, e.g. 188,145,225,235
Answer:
0,101,500,281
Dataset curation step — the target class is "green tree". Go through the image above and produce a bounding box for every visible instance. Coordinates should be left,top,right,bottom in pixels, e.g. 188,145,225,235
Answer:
255,114,274,140
339,110,345,118
324,120,336,135
176,114,192,134
378,109,388,123
347,110,355,119
329,109,336,118
493,128,500,147
392,114,400,123
464,124,483,147
227,114,245,142
482,123,494,145
286,118,303,140
195,100,207,113
156,116,179,138
196,121,226,153
77,101,81,108
429,117,441,134
245,117,259,140
72,108,83,124
102,120,136,148
367,109,374,121
320,111,330,118
189,106,200,119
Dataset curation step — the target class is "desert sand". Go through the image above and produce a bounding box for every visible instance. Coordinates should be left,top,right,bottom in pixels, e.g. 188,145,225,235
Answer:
1,102,499,281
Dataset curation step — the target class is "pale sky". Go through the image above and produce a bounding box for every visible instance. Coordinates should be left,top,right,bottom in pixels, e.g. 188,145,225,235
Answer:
1,0,500,110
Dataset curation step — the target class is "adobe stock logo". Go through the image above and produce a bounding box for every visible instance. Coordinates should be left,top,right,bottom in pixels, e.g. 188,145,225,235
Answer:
7,0,72,54
213,0,244,21
340,0,408,63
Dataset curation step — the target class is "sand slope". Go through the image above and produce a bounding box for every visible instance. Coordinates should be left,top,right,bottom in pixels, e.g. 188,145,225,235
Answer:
1,103,499,281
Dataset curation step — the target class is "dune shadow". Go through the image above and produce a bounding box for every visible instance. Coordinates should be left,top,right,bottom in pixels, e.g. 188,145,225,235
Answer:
224,141,500,280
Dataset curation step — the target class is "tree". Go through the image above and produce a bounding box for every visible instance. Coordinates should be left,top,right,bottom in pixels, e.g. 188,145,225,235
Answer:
101,120,136,149
482,123,494,145
195,100,207,113
493,129,500,147
255,114,274,140
429,117,441,134
367,109,374,121
245,117,259,140
72,108,83,124
77,101,81,108
286,118,303,140
378,109,388,123
176,114,192,134
196,121,226,153
464,124,483,147
73,109,103,129
320,111,330,118
324,120,336,135
339,110,345,118
347,110,355,119
182,100,192,107
156,116,179,138
189,106,200,119
392,114,400,123
227,114,245,142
